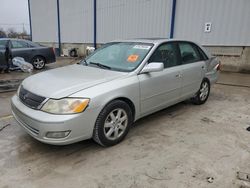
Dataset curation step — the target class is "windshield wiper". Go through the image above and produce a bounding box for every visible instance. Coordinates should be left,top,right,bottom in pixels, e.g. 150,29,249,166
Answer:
83,58,88,65
77,58,88,65
77,58,88,66
89,62,111,70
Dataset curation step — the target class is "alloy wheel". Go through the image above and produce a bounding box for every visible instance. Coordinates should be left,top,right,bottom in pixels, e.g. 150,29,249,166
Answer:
33,57,45,69
104,108,128,140
199,82,209,101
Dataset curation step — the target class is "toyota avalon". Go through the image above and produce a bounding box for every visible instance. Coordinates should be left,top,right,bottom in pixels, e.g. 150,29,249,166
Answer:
11,39,220,146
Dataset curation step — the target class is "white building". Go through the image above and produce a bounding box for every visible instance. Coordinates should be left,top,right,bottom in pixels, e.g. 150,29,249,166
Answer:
28,0,250,72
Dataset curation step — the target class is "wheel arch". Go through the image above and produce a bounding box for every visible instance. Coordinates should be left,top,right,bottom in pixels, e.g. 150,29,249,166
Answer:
203,77,211,85
104,97,136,122
32,55,47,63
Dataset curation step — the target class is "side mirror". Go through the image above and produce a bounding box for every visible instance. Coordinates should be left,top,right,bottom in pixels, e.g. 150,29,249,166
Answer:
140,62,164,74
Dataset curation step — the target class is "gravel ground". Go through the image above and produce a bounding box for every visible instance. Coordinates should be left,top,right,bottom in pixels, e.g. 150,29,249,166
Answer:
0,83,249,188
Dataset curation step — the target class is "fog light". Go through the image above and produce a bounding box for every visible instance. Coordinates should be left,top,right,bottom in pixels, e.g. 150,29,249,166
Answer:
46,131,71,139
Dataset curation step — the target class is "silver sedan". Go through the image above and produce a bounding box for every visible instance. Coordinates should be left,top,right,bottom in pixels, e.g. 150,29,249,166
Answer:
11,39,220,146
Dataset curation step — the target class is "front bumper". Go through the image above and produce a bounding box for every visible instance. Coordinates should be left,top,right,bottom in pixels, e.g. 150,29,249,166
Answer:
11,95,99,145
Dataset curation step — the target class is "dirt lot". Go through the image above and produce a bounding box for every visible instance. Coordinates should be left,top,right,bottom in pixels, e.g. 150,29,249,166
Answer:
0,60,249,188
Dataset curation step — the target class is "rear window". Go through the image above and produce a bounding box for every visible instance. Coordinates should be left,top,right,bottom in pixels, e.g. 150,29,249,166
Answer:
27,41,41,47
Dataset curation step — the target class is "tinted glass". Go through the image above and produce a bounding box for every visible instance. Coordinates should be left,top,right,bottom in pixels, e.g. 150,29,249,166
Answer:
0,40,7,49
179,42,201,64
196,45,208,60
149,43,179,68
84,42,153,72
11,40,29,48
27,40,40,47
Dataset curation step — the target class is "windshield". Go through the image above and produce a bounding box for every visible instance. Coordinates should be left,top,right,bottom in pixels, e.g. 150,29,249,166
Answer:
82,42,153,72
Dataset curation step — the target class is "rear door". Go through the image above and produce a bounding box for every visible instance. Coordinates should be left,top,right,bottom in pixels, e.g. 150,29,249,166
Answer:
138,42,182,116
178,42,206,99
11,40,33,61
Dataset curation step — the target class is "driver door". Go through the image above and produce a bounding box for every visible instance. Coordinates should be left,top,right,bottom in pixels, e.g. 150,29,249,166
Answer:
138,42,182,116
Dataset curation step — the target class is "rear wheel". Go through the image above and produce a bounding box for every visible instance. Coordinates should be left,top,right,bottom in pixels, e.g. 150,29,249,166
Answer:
93,100,133,147
32,56,46,70
192,79,210,105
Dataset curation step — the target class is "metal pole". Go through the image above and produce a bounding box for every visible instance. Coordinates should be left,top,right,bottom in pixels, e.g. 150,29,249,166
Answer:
57,0,62,55
93,0,97,49
28,0,32,40
170,0,177,39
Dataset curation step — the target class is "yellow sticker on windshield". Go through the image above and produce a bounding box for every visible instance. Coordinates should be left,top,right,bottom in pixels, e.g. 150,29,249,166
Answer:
127,54,139,63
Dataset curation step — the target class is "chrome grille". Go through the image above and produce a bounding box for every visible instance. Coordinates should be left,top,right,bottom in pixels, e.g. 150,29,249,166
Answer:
19,86,46,109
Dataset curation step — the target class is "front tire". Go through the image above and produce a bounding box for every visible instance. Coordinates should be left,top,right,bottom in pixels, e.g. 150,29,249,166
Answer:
93,100,133,147
192,79,210,105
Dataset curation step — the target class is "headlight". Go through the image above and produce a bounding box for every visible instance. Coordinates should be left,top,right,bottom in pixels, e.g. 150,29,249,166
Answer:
41,98,90,114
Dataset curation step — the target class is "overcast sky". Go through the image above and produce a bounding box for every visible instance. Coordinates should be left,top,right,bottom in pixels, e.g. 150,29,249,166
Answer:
0,0,30,33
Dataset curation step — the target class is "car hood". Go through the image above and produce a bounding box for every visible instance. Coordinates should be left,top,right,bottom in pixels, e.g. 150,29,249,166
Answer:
22,64,128,98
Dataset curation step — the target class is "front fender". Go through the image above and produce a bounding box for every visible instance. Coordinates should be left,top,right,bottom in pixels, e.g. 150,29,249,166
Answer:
70,75,141,121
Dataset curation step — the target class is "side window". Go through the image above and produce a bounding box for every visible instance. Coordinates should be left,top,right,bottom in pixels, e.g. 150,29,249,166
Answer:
0,40,7,49
11,40,29,49
179,42,201,64
149,43,179,68
27,41,36,47
196,46,208,60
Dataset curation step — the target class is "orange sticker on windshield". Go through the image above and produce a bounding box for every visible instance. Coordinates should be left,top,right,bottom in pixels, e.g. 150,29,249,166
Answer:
127,54,139,63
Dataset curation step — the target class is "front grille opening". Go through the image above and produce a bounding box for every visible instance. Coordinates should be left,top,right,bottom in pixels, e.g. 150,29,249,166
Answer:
19,86,46,109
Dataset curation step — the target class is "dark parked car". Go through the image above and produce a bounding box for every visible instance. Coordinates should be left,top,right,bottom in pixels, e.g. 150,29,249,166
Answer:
0,38,56,70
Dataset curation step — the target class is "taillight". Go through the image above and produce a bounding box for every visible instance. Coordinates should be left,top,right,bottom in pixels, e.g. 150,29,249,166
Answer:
214,62,221,71
52,47,55,55
217,62,221,71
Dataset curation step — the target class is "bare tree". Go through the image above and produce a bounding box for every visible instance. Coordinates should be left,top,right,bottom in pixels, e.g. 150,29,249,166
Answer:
7,28,19,38
0,28,7,38
19,30,28,37
0,28,30,39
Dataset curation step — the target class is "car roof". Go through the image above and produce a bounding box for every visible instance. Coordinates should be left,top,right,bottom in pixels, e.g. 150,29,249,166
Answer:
111,38,199,45
110,38,212,58
0,38,28,42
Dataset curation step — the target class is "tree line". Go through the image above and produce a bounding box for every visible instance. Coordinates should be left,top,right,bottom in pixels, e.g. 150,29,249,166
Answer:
0,28,30,39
